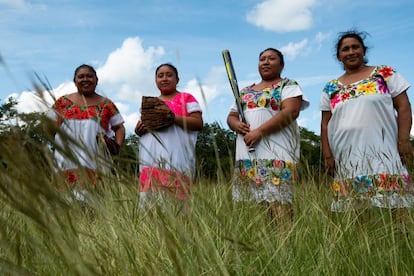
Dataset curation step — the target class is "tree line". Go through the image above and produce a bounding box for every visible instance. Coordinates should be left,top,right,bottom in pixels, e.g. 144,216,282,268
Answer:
0,97,322,180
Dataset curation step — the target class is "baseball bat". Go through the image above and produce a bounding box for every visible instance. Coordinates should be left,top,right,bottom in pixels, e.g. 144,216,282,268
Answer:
222,49,255,152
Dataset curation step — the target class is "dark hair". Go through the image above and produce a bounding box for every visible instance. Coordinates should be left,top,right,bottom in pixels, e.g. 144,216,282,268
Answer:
259,48,284,66
335,30,369,63
155,63,179,80
73,64,98,82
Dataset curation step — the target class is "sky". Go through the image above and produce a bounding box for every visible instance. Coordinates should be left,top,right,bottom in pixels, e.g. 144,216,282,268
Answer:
1,0,414,136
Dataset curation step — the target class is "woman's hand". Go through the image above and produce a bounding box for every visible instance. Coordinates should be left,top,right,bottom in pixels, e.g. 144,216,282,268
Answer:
324,156,335,177
398,139,413,166
236,121,251,135
135,120,148,136
227,112,250,135
243,128,262,148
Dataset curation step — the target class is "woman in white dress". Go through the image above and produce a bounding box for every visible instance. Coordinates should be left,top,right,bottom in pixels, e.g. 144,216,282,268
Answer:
135,63,203,207
227,48,309,227
320,30,414,213
48,64,125,199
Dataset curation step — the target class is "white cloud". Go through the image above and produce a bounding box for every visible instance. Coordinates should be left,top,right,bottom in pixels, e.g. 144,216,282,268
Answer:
8,36,226,135
0,0,27,9
280,39,309,59
246,0,318,32
279,32,330,59
97,37,165,104
314,31,331,46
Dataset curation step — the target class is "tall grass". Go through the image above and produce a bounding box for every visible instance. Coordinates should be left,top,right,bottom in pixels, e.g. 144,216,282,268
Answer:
0,123,413,275
0,72,413,275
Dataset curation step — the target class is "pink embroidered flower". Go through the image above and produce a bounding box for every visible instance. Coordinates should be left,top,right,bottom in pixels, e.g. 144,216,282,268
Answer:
273,160,284,169
330,93,341,109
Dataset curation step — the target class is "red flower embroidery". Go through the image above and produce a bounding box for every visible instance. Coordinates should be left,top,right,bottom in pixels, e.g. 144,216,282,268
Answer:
378,67,393,79
247,101,257,109
270,98,279,111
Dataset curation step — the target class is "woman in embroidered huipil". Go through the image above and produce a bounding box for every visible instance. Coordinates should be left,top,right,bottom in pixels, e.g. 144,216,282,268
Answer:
48,64,125,190
227,48,309,225
135,63,203,207
320,30,414,212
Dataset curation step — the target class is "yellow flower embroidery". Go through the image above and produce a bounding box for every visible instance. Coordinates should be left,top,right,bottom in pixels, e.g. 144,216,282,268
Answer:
285,161,295,171
247,168,257,179
258,96,267,107
357,82,376,94
272,177,280,185
332,182,340,192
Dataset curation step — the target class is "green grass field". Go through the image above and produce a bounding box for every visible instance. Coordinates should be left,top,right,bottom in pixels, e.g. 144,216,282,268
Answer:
1,136,413,276
0,96,412,275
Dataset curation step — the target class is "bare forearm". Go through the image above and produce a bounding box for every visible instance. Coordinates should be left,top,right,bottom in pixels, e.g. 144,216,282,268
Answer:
175,112,203,131
394,91,412,142
321,126,332,158
114,125,126,145
257,108,297,136
227,112,240,131
397,107,412,142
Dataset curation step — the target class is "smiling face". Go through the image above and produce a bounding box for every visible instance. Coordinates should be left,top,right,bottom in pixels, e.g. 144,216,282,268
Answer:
155,64,179,95
74,66,98,97
337,37,366,70
258,49,284,81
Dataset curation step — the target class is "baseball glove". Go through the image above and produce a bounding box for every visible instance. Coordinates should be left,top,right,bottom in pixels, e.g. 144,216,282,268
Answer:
141,96,175,130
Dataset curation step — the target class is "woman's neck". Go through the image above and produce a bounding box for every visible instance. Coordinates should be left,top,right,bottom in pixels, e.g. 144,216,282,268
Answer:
70,91,102,106
159,90,178,101
344,64,368,75
340,65,373,85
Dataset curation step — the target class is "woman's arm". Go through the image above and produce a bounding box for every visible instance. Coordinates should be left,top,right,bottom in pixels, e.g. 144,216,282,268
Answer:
227,111,250,135
321,110,334,176
174,111,203,131
393,91,413,165
242,96,302,148
112,124,126,146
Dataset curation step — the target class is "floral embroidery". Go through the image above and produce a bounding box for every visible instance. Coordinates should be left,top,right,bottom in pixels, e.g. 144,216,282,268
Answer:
239,79,298,112
333,173,413,198
236,158,296,186
323,65,394,110
53,96,120,132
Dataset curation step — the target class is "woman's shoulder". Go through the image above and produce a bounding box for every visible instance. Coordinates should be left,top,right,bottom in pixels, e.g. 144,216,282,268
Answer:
281,77,299,85
63,92,79,101
54,94,74,106
373,65,397,79
176,91,199,103
278,78,301,90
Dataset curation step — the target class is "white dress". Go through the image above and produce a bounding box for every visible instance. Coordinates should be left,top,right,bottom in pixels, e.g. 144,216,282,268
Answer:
138,92,202,203
231,78,309,204
47,96,124,174
319,65,414,211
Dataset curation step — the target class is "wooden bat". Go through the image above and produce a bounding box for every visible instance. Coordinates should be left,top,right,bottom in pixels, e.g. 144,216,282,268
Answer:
222,49,255,152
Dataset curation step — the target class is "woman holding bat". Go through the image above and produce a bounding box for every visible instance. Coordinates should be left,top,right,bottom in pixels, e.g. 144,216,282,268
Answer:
135,63,203,210
227,48,309,228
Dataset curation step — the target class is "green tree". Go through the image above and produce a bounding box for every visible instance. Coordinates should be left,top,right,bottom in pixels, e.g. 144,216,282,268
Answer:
195,122,236,180
114,134,140,176
299,126,321,173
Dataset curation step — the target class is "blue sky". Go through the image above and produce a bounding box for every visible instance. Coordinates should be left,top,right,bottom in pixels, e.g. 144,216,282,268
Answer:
1,0,414,135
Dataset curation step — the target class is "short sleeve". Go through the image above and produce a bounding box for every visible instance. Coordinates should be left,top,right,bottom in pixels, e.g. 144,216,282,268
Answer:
319,90,331,111
387,71,411,98
281,80,310,111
